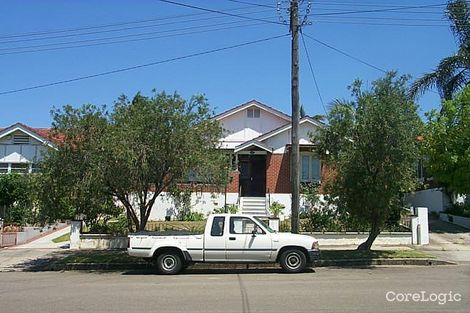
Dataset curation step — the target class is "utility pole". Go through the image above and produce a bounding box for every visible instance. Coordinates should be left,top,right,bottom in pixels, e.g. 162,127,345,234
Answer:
290,0,300,234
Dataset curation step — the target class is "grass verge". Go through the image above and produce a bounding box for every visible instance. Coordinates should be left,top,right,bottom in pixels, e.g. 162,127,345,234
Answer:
58,250,140,264
52,233,70,243
320,249,434,260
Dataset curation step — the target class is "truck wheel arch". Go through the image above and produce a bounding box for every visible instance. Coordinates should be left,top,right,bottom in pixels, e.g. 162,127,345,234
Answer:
153,247,191,263
276,246,309,262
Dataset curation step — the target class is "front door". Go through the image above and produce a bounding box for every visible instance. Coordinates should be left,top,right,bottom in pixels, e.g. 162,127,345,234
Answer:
239,155,266,197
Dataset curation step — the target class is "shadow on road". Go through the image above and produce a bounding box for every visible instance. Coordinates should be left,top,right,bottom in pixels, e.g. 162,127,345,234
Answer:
121,267,317,276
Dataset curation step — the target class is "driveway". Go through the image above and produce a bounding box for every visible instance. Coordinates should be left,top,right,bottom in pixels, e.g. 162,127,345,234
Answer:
0,226,70,272
419,218,470,264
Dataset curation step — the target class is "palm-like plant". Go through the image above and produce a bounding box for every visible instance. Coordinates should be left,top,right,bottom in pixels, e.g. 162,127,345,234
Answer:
411,0,470,100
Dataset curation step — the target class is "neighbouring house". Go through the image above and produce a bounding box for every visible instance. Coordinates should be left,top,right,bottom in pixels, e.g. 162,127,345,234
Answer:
149,100,326,220
0,122,59,175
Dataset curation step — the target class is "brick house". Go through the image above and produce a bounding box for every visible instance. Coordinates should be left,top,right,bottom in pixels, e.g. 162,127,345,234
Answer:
149,100,324,220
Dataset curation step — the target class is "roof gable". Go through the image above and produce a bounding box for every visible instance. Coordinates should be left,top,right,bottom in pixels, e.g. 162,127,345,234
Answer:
214,99,291,122
255,116,323,143
0,123,58,147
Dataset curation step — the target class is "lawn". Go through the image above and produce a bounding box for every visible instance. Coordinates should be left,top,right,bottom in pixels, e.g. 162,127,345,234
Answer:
52,233,70,243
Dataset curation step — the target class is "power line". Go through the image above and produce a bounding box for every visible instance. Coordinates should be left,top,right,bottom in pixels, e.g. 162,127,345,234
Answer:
0,8,273,45
311,20,448,27
0,4,263,39
310,3,447,16
0,19,270,53
0,22,267,56
157,0,284,25
0,34,288,95
300,31,327,115
225,0,276,9
302,33,387,73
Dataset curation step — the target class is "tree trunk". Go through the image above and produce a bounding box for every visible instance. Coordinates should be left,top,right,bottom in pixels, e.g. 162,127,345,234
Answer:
357,221,380,250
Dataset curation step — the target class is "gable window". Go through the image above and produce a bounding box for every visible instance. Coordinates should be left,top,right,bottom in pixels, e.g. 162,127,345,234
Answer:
301,153,321,182
247,108,260,118
13,134,30,145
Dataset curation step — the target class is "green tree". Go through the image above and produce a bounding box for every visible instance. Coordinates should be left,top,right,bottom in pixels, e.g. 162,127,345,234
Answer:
43,91,227,231
316,72,422,250
411,0,470,100
0,174,36,225
424,85,470,194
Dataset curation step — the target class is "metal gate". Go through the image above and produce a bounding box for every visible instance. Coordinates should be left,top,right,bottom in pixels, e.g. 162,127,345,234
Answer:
1,232,17,247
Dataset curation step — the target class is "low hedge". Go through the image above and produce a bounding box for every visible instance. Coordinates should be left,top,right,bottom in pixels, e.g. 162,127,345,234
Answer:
145,220,206,233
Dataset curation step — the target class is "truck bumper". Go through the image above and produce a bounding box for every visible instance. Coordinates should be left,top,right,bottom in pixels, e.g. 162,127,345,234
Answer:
307,249,321,263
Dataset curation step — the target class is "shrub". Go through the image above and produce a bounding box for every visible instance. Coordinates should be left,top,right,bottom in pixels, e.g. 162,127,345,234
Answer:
269,201,285,218
180,211,205,221
213,204,238,214
446,203,470,218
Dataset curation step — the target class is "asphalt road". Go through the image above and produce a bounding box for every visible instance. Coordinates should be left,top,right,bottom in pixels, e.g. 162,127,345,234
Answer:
0,265,468,313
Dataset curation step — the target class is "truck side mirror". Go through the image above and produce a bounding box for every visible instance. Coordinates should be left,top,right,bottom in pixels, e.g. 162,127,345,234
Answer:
251,229,257,237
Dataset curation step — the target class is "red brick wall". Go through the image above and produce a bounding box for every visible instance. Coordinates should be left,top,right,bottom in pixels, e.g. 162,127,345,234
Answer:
266,153,291,194
226,170,240,193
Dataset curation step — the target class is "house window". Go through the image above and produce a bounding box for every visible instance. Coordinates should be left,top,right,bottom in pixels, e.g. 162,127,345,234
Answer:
31,163,40,173
300,153,321,182
10,163,29,174
247,108,260,118
0,163,8,173
13,134,30,145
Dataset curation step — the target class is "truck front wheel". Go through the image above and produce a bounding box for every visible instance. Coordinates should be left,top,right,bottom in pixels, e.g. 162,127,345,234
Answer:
155,252,183,275
279,249,307,273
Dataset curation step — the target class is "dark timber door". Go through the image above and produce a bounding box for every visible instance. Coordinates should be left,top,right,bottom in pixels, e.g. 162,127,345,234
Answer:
239,155,266,197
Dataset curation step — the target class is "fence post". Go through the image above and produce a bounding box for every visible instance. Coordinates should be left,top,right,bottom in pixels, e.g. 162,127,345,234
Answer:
70,220,82,250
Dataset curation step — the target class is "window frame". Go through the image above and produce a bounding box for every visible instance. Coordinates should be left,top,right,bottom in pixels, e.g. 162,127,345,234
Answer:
210,216,225,237
300,152,321,183
229,216,266,235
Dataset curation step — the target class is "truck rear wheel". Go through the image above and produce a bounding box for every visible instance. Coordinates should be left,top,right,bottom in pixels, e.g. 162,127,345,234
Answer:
155,252,183,275
279,249,307,273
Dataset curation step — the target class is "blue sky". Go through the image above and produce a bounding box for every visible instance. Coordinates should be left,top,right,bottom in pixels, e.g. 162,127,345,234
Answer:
0,0,457,127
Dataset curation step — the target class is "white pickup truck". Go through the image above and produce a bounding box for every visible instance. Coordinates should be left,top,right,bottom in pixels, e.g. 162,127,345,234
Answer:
128,214,320,274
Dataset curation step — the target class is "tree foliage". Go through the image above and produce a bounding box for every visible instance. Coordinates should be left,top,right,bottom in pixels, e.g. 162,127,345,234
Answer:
315,72,422,250
41,91,226,231
0,174,36,225
411,0,470,100
424,85,470,194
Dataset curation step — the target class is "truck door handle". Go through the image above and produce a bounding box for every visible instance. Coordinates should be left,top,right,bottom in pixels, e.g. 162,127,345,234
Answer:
229,237,236,240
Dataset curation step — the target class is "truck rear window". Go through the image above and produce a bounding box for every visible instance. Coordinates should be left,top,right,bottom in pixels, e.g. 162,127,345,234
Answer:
211,216,225,236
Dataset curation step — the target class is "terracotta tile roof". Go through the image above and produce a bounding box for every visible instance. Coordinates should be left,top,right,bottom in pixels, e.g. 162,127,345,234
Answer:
0,122,63,144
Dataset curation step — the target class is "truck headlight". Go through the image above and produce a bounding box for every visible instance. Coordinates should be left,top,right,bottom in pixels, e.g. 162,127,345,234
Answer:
311,241,319,250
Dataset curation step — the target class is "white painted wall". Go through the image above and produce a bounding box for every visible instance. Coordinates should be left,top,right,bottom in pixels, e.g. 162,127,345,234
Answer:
219,107,289,149
146,192,319,221
147,192,239,220
265,121,319,154
404,188,451,213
